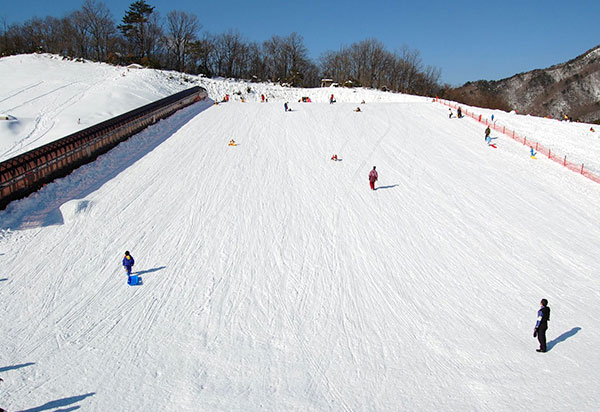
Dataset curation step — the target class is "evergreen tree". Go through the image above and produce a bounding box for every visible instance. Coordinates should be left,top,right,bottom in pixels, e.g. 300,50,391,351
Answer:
117,0,155,59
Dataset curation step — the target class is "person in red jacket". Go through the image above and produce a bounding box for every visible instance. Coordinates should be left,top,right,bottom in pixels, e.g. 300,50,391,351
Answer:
368,166,378,190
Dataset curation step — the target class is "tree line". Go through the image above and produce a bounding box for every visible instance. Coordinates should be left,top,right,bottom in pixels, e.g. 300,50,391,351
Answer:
0,0,442,95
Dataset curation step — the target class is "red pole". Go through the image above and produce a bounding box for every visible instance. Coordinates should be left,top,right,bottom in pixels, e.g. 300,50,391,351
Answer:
548,149,551,158
503,126,505,134
564,156,567,166
581,164,585,174
536,142,538,150
524,137,527,145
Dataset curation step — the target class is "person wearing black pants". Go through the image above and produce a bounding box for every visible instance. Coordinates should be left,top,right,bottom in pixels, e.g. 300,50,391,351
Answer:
533,298,551,352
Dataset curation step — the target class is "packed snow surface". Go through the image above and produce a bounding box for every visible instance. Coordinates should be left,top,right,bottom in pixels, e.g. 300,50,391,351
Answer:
1,55,600,411
0,54,194,161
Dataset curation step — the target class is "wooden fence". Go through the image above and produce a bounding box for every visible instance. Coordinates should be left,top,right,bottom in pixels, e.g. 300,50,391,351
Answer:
0,86,208,210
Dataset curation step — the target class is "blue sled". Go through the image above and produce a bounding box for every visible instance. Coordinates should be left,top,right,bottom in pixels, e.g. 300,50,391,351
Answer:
128,275,143,286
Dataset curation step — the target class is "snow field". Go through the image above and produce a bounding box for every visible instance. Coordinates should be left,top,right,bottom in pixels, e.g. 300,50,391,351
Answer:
1,97,599,411
0,54,195,161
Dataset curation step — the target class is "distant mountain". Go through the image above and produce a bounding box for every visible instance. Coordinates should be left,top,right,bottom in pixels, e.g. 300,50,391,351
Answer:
446,45,600,123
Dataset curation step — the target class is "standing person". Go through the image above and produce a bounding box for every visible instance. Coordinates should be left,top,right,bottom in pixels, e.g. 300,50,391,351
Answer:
485,126,491,140
122,251,135,276
457,107,463,118
261,94,265,102
533,298,550,352
330,94,335,104
284,102,289,112
0,377,6,412
368,166,378,190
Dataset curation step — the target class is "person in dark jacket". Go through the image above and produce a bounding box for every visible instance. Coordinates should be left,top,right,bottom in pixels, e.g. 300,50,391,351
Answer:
0,377,6,412
457,107,463,118
485,126,491,140
122,251,135,276
533,298,550,352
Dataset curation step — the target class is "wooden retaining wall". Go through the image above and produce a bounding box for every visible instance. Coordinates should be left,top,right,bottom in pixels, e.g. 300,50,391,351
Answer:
0,86,207,210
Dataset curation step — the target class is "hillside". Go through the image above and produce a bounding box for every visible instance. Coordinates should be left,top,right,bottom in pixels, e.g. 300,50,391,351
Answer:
1,55,600,411
448,45,600,122
0,54,195,162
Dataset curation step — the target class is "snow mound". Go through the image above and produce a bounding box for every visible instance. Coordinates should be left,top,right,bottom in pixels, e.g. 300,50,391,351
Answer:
59,199,93,221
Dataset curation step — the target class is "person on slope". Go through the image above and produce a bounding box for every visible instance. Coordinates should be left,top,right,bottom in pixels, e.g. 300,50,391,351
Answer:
284,102,289,112
0,377,6,412
330,94,336,104
485,126,491,141
368,166,378,190
457,107,463,118
123,251,135,276
533,298,550,353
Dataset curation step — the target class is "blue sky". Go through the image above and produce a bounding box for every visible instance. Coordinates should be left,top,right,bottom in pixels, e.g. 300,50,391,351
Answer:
2,0,599,85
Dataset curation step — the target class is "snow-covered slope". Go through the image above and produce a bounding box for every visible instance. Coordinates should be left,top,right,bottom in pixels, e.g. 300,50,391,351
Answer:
1,90,599,411
1,55,600,411
444,103,600,176
0,54,195,162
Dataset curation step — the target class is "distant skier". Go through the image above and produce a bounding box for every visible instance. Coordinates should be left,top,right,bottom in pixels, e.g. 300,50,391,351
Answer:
368,166,378,190
330,94,335,104
261,94,265,102
122,251,135,276
0,377,5,412
457,107,463,118
448,108,453,118
484,126,491,140
530,146,537,158
533,298,550,353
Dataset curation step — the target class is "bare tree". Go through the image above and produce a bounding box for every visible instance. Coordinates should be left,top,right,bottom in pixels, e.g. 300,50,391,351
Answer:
188,34,215,75
165,10,200,72
212,30,249,78
263,33,312,86
80,0,115,61
318,40,440,95
0,16,8,55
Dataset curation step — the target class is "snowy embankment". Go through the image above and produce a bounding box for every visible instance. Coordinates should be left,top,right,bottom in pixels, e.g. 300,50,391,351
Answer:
1,86,599,411
0,54,195,162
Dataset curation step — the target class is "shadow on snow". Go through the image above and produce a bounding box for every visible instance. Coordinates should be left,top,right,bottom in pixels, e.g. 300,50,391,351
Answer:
0,362,35,373
133,266,166,276
0,100,214,231
17,392,95,412
547,327,581,351
375,184,399,190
